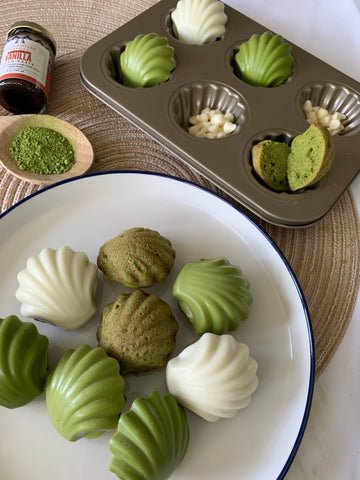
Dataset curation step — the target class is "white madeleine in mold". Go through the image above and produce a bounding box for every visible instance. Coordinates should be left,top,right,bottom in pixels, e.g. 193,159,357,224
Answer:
16,246,97,331
171,0,227,45
166,333,258,422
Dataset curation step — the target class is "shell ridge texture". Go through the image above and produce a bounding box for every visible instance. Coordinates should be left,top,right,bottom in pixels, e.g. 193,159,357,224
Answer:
46,345,125,441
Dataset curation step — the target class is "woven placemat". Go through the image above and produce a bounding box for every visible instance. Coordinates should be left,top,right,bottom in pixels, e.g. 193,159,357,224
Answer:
0,0,359,378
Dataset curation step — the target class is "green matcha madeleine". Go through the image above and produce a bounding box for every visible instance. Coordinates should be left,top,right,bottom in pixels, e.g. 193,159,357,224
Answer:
109,391,189,480
252,139,290,191
97,289,178,374
287,124,335,191
0,315,49,409
46,344,125,441
97,227,176,288
173,257,252,335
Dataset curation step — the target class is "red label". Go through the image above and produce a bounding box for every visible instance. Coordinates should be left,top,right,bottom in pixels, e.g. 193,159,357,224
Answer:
5,50,32,63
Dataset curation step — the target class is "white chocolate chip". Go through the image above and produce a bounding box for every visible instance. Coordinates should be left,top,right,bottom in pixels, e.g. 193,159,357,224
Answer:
187,107,237,139
329,118,341,130
212,113,225,126
223,121,236,134
303,100,313,113
322,115,331,127
188,125,201,135
306,111,317,123
198,112,208,123
303,101,346,135
195,130,207,138
224,112,235,122
317,107,328,119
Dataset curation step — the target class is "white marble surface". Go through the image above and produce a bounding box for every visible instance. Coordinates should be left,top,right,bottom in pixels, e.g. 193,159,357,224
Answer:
224,1,360,478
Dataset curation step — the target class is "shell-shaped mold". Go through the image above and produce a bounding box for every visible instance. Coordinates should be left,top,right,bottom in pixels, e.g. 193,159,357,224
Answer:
0,315,49,409
169,81,248,133
97,289,178,375
46,344,125,441
166,333,259,422
120,33,176,88
97,227,176,288
109,391,189,480
234,31,294,87
15,246,98,331
171,0,227,45
173,257,252,335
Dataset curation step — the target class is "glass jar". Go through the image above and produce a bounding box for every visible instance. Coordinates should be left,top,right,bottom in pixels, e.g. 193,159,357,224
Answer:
0,21,56,114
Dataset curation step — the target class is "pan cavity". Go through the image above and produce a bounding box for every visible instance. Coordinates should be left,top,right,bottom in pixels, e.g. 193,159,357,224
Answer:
298,82,360,136
169,81,248,138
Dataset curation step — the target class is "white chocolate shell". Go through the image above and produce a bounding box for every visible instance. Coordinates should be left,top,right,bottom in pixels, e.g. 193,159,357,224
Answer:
166,333,258,422
171,0,227,45
16,246,98,330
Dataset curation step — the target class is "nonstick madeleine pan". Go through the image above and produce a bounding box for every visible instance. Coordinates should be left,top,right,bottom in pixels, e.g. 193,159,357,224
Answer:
80,0,360,227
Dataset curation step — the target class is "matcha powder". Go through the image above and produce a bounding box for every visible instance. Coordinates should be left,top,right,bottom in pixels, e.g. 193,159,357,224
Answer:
10,126,75,174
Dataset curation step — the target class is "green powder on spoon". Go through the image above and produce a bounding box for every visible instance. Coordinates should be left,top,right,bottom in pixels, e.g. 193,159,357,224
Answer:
10,126,75,175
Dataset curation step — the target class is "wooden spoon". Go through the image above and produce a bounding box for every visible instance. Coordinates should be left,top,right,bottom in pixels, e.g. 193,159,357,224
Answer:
0,114,94,185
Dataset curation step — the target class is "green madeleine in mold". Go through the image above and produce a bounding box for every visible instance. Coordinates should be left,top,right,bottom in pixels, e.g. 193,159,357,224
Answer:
109,391,189,480
173,257,252,335
120,33,176,88
0,315,49,409
287,124,335,191
234,31,294,87
46,344,125,441
252,139,290,191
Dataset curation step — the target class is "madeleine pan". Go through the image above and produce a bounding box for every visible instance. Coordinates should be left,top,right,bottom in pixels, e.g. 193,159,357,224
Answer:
80,0,360,226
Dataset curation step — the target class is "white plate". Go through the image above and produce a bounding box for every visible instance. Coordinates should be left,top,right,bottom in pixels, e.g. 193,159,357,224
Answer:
0,172,314,480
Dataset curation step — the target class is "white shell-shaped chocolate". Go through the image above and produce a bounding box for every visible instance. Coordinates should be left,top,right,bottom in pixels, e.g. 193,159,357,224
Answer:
166,333,258,422
16,246,97,330
171,0,227,45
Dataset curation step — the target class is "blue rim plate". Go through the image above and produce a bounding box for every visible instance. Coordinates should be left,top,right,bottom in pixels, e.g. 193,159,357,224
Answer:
0,171,314,480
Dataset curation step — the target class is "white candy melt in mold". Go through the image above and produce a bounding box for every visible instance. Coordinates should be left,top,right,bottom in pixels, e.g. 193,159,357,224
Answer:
166,333,259,422
15,246,98,330
171,0,227,45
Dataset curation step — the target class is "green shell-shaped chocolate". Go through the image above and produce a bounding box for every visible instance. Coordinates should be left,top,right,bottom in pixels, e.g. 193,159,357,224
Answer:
97,289,178,375
109,391,189,480
0,315,49,408
120,33,176,88
97,227,176,288
234,31,294,87
46,344,125,441
173,257,252,335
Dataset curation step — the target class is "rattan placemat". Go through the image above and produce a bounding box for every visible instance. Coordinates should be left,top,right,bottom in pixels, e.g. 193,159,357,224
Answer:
0,0,359,378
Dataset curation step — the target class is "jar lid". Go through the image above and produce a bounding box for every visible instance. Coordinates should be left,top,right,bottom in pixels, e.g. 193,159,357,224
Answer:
7,21,56,52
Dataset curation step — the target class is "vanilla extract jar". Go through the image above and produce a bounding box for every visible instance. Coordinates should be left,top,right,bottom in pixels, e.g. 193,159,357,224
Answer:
0,22,56,114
